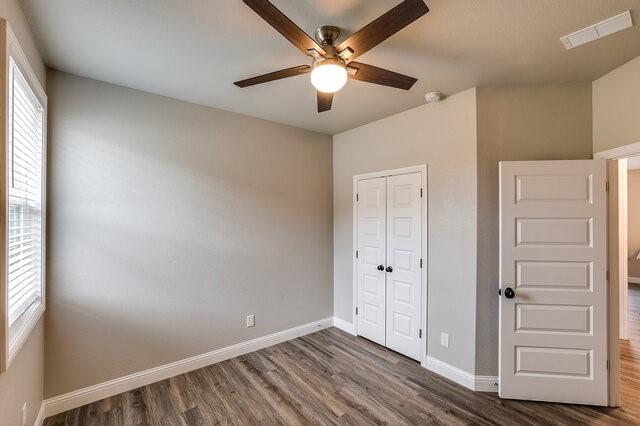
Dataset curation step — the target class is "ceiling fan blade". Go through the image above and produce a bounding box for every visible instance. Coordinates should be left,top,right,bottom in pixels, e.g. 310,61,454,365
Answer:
234,65,311,87
336,0,428,61
317,91,333,113
348,62,417,90
243,0,325,56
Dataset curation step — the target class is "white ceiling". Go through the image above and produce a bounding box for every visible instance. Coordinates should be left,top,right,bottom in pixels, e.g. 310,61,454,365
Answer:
22,0,640,134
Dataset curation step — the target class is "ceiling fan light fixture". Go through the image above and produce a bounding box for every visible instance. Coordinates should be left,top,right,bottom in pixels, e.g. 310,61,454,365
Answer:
311,58,348,94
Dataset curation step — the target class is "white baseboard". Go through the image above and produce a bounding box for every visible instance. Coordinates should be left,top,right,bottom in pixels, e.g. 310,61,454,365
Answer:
474,375,500,392
34,401,46,426
628,276,640,284
424,356,498,392
332,316,356,335
42,317,333,419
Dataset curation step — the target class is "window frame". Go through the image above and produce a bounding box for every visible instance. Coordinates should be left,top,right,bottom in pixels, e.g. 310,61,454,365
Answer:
0,19,47,371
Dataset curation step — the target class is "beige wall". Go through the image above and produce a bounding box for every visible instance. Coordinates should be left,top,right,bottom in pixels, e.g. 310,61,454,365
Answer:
0,0,45,86
629,170,640,278
475,83,593,375
0,320,44,425
44,70,333,397
0,1,45,425
333,88,478,373
593,56,640,154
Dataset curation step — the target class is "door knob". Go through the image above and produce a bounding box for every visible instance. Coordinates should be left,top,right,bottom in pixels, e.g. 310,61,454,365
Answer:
386,266,393,273
377,265,384,271
504,287,515,299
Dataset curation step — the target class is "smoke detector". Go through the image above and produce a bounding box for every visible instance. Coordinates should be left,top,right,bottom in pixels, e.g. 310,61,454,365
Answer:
425,91,444,104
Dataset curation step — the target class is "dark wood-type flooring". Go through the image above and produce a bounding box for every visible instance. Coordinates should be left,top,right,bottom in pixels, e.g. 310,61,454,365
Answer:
46,291,640,425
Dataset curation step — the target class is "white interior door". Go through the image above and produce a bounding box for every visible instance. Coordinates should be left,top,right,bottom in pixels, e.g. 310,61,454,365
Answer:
499,160,608,406
357,177,387,345
386,173,422,360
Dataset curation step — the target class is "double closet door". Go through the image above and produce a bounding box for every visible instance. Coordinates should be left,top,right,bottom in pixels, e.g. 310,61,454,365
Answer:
356,172,422,361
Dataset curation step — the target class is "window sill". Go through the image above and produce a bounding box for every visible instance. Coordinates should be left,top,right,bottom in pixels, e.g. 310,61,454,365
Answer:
6,300,44,368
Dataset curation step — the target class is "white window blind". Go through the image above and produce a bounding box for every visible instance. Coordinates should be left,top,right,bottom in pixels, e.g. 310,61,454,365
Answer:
7,57,44,326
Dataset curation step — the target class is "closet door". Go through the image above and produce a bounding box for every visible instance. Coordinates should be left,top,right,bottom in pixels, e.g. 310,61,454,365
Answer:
356,177,387,345
385,172,422,360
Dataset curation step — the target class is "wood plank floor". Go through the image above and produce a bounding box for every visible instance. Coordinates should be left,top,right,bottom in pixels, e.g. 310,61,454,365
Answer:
46,303,640,425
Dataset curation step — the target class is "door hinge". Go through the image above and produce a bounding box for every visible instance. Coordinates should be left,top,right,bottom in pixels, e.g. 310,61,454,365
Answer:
356,193,359,202
420,188,423,198
356,250,359,259
419,329,423,338
606,269,609,281
607,359,610,370
419,258,423,268
606,181,609,192
355,307,359,315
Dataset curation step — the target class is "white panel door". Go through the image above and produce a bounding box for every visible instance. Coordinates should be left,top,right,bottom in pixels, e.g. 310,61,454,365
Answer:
499,160,607,405
357,177,387,345
386,173,422,360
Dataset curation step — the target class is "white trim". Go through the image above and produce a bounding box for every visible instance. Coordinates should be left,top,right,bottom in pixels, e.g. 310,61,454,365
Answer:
425,356,474,389
424,356,499,392
332,316,356,335
6,25,45,105
42,318,333,419
597,145,640,407
474,375,500,393
34,401,45,426
353,164,428,181
628,276,640,284
352,164,428,365
6,304,44,367
594,141,640,160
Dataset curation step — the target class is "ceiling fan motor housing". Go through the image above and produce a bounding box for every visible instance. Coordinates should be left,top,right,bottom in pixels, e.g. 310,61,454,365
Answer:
314,26,341,46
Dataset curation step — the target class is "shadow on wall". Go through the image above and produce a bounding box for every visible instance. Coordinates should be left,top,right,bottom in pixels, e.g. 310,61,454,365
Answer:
44,71,333,398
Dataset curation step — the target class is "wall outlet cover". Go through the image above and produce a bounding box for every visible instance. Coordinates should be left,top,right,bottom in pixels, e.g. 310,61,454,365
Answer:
246,314,255,328
440,332,449,347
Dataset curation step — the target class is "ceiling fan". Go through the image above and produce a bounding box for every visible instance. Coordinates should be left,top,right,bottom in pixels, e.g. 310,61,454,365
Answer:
234,0,429,112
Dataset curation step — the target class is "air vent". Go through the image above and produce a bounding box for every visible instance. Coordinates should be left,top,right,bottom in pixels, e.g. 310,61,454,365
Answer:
560,11,633,50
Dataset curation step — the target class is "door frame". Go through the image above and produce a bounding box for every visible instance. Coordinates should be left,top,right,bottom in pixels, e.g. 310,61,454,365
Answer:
595,143,640,407
352,164,428,365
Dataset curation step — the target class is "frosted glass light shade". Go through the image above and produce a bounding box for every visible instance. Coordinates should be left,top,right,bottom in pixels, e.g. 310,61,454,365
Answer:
311,60,347,93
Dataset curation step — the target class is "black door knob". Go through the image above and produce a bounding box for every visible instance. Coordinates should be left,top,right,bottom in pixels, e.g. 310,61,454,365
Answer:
377,265,384,271
504,287,515,299
386,266,393,273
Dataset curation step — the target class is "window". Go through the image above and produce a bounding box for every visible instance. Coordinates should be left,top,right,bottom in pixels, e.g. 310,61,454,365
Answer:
1,21,47,370
7,58,44,328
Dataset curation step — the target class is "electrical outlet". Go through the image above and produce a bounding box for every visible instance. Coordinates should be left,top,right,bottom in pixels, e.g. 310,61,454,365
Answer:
440,332,449,348
22,402,27,426
246,314,255,328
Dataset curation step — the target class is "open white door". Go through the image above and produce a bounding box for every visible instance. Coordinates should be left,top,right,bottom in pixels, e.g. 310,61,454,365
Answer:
499,160,608,406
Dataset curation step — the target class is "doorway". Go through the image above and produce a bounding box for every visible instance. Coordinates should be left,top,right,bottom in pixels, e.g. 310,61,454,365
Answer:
611,155,640,411
352,165,427,363
595,143,640,409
